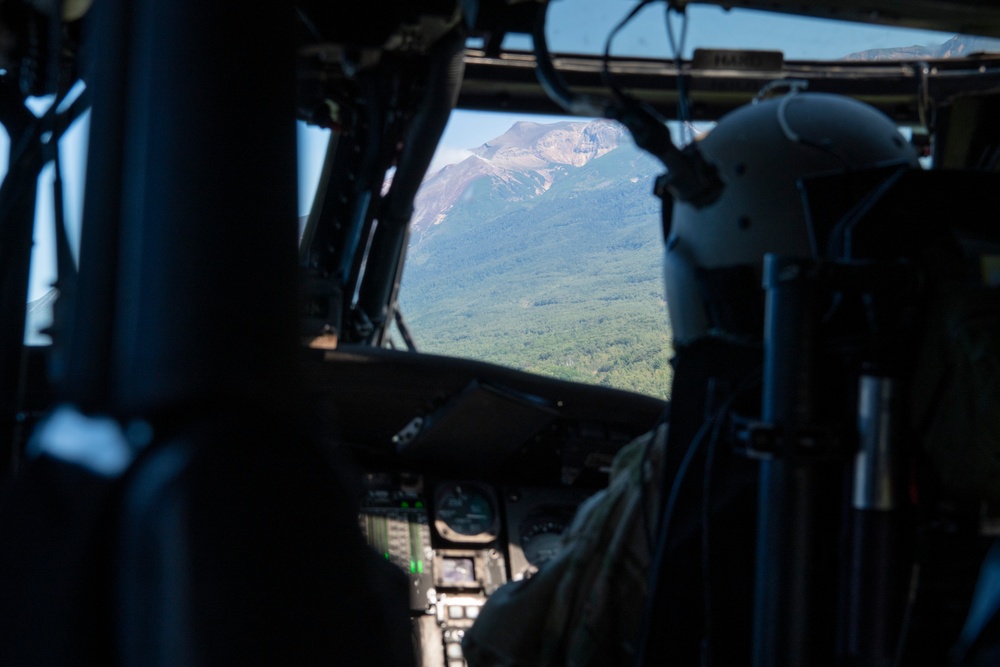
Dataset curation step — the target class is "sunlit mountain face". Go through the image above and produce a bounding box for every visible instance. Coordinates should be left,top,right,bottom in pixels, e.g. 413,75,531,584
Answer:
410,119,626,238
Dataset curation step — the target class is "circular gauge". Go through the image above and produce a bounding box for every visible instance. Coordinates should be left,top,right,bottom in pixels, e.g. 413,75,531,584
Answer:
519,517,569,568
434,482,499,543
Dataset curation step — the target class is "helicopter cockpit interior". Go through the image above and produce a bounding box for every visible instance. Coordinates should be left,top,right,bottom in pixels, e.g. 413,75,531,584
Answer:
2,0,1000,665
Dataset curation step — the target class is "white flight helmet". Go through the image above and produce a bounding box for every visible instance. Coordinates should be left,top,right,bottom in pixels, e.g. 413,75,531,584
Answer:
664,91,921,346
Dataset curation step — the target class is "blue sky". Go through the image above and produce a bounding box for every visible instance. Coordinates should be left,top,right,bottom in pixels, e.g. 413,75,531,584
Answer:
532,2,952,60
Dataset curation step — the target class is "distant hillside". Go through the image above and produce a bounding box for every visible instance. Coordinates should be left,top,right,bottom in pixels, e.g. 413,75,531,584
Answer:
844,34,1000,61
399,120,674,400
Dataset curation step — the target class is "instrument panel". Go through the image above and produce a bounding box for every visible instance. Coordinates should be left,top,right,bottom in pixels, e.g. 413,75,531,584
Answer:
503,486,593,581
434,482,499,544
357,470,597,666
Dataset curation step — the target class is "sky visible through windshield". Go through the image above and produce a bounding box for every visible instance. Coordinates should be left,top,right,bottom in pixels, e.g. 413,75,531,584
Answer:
432,3,954,172
16,2,969,313
521,2,953,60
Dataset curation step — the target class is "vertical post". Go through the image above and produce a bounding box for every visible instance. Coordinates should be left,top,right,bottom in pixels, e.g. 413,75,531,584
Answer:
846,374,907,665
58,0,129,411
0,84,43,477
107,0,299,417
753,255,835,667
93,1,418,664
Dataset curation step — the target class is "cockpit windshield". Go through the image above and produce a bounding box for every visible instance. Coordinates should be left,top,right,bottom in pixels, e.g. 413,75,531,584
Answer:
380,2,988,401
17,0,1000,395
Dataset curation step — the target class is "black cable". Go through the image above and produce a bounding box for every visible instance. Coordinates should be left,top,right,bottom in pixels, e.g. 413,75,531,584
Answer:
636,370,761,667
664,4,691,143
698,372,760,666
532,0,607,117
634,402,721,667
699,404,725,666
601,0,657,106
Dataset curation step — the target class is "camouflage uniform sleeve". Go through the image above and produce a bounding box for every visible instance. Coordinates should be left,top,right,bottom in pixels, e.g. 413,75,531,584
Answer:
463,423,668,667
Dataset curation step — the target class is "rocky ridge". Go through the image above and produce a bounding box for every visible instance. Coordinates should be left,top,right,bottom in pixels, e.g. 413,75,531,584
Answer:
410,119,625,236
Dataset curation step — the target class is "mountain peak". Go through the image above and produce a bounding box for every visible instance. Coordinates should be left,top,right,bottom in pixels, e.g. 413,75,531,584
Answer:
471,118,624,168
411,119,628,236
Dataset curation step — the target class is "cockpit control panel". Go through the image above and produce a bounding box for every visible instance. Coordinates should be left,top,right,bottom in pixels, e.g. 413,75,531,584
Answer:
358,470,597,666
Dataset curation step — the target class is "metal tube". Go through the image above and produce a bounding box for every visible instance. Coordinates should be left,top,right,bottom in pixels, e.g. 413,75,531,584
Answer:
754,254,832,667
59,0,130,410
109,0,299,417
847,375,907,665
854,376,897,512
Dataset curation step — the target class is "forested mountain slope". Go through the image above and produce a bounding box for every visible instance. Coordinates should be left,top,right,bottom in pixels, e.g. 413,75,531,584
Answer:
400,121,675,400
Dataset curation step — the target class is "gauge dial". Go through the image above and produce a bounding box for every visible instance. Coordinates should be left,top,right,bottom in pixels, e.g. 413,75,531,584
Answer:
434,482,499,543
519,517,569,568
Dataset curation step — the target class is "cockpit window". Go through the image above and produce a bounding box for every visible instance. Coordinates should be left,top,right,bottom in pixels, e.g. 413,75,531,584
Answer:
23,94,88,346
395,110,675,401
394,3,982,401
